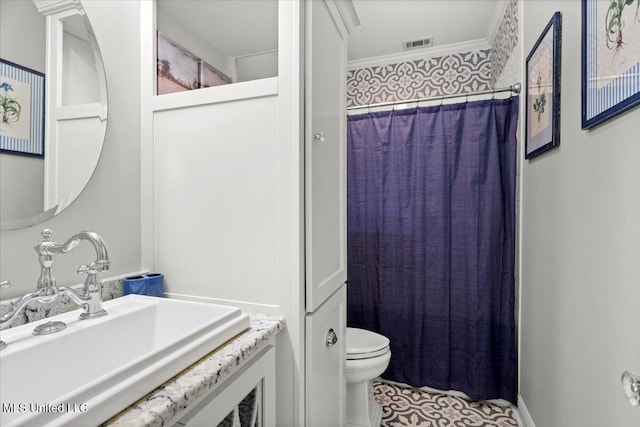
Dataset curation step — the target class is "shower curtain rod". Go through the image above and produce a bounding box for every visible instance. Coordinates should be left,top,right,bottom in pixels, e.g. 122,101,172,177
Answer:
346,82,521,111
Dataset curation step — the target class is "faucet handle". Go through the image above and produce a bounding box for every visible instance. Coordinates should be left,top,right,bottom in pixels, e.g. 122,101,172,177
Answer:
35,229,57,256
77,264,99,275
77,264,103,299
0,280,10,289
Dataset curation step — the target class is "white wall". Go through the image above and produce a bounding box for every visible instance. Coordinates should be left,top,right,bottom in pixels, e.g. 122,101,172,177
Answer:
62,28,100,105
153,90,280,309
235,51,278,82
0,156,44,221
0,0,45,71
520,1,640,426
0,0,142,299
54,115,105,213
0,0,46,222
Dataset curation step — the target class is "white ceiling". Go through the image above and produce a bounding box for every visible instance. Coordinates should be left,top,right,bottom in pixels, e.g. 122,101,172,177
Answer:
156,0,278,58
348,0,502,61
155,0,502,62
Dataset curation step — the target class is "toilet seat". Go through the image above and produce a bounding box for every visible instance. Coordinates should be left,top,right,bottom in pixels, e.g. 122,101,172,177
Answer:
347,327,390,360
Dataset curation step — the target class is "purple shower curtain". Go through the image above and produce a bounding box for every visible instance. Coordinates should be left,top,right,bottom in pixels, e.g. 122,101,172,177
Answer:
347,97,519,404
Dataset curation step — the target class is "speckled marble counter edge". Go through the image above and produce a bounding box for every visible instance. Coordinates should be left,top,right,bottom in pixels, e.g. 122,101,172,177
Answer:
102,313,285,427
0,277,126,327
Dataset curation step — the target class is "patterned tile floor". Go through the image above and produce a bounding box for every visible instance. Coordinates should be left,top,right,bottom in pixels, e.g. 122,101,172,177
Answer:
373,381,519,427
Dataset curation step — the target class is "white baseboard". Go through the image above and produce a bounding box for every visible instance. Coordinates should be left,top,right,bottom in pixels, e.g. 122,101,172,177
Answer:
513,395,536,427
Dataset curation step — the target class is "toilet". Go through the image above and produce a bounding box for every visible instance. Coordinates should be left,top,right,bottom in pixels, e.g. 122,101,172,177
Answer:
345,327,391,427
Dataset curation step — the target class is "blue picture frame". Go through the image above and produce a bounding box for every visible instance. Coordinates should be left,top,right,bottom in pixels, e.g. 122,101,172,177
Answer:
525,12,562,159
582,0,640,129
0,58,45,157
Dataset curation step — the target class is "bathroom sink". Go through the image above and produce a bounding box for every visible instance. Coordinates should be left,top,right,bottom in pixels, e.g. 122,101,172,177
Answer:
0,294,249,426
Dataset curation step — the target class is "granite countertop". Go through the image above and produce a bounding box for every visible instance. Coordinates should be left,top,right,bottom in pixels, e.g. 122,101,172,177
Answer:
102,313,285,427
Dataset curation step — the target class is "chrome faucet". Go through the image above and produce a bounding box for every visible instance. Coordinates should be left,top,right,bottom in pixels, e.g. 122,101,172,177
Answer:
0,229,110,349
34,229,110,320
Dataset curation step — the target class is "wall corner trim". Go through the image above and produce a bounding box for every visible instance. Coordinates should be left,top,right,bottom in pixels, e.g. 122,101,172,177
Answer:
513,395,536,427
333,0,360,34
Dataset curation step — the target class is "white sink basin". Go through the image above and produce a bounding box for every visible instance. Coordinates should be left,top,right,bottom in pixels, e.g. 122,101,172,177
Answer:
0,294,249,426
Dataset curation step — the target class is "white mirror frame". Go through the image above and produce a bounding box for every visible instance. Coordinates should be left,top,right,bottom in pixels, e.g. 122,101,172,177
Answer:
39,0,108,217
1,0,107,230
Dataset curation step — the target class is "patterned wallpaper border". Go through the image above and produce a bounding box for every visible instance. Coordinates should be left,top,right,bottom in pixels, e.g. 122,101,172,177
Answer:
490,0,519,86
346,49,492,107
346,0,519,108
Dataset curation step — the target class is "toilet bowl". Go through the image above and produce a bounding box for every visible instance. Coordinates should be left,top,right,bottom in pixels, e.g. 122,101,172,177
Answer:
346,327,391,427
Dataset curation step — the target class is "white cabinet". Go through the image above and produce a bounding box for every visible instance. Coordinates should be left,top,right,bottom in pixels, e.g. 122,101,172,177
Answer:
305,0,348,313
303,1,351,424
144,1,359,425
305,285,346,427
175,345,276,427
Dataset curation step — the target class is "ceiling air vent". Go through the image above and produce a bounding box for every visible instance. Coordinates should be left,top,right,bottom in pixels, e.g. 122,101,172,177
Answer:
403,36,434,50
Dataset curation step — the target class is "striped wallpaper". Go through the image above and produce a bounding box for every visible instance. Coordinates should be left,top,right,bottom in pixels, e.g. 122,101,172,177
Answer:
584,0,640,126
0,60,45,156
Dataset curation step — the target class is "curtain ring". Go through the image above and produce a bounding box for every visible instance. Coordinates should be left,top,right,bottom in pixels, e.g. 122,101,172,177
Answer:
439,94,444,107
465,92,469,104
491,89,496,100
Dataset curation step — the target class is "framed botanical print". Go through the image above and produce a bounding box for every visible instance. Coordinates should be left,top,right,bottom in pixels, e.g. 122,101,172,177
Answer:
582,0,640,129
526,12,562,159
0,59,45,157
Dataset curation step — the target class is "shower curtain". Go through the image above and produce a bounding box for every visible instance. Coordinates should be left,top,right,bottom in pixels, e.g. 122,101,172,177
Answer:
346,97,519,404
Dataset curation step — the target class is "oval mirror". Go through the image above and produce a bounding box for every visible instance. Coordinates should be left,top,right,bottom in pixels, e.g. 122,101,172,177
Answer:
0,0,107,230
